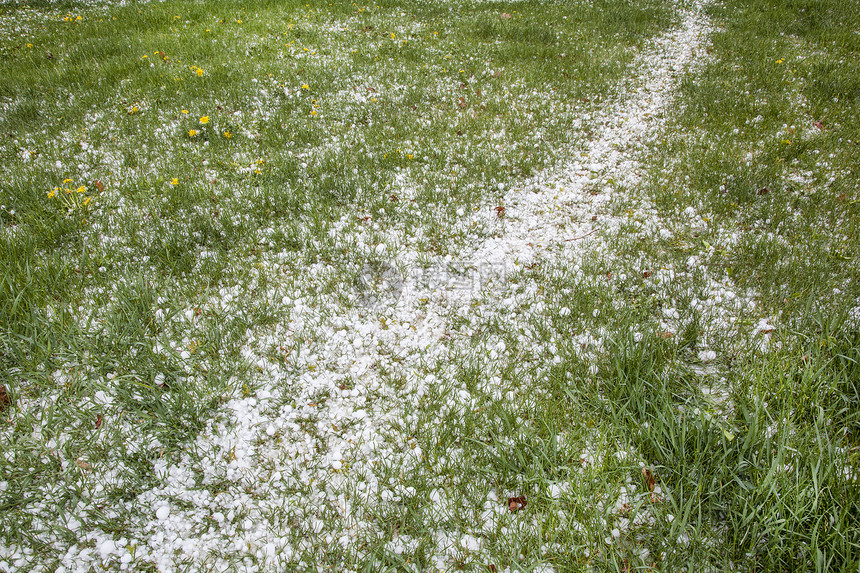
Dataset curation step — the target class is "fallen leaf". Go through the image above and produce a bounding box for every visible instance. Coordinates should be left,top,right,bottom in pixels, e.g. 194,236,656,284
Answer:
0,383,10,411
93,179,105,192
500,12,512,19
95,414,103,429
757,187,769,196
642,467,663,502
814,120,825,131
642,467,656,491
642,270,652,278
507,495,527,512
76,459,91,470
659,332,675,339
494,205,505,218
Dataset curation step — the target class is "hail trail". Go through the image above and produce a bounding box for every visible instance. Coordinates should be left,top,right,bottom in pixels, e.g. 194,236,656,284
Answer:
53,5,715,572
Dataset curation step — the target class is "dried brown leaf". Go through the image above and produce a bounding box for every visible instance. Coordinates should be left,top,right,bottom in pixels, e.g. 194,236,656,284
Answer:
642,467,663,502
0,384,10,411
642,467,656,491
507,495,527,512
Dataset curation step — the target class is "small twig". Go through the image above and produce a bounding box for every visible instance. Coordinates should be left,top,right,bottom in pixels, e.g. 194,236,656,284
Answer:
565,227,600,241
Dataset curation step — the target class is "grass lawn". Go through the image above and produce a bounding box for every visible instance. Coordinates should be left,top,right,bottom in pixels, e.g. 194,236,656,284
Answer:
1,0,858,571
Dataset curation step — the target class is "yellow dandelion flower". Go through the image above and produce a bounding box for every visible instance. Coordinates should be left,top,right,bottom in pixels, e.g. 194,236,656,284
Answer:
390,32,395,40
196,68,204,76
311,109,317,116
129,106,140,114
171,178,179,185
223,131,232,138
27,43,33,48
189,129,198,137
47,189,57,198
199,116,209,124
181,109,189,114
301,83,310,90
142,54,148,59
63,178,73,184
83,196,92,206
76,185,86,193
